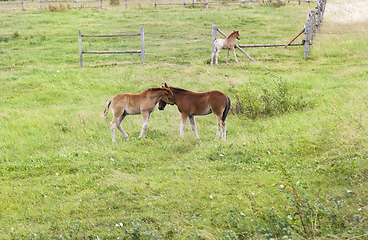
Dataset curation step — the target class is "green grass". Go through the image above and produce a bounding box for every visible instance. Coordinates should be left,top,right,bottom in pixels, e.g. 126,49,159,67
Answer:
1,2,368,239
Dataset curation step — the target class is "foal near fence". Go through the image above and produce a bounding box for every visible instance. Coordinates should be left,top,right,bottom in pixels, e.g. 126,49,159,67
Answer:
158,83,231,140
211,30,240,65
102,87,174,142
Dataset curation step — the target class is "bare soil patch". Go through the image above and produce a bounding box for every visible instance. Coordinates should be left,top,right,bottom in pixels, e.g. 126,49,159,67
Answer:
322,0,368,34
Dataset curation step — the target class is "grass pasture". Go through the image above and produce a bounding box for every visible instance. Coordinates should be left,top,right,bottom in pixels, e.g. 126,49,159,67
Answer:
1,1,368,239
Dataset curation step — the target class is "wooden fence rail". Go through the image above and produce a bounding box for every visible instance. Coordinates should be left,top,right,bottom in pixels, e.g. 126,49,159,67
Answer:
0,0,102,11
155,0,318,10
0,0,318,11
78,27,145,67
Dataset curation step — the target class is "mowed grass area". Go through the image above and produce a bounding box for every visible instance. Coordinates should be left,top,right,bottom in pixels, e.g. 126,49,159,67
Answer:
1,2,368,239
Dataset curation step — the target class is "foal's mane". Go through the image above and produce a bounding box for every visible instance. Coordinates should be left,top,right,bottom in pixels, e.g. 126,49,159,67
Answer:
145,87,168,92
169,86,191,92
227,31,238,39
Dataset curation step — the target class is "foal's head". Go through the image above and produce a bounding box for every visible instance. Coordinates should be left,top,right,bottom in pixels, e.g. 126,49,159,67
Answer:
158,83,175,110
160,87,174,106
158,99,167,110
228,30,240,41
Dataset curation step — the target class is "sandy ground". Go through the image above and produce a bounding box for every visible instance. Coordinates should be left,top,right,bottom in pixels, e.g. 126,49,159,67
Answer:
320,0,368,34
323,0,368,24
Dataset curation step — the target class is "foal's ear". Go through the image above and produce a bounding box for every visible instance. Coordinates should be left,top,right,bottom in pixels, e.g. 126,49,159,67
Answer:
164,82,169,88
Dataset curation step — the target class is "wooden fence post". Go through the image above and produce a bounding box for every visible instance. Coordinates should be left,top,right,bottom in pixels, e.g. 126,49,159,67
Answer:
74,0,76,9
100,0,102,9
310,10,316,33
141,26,145,61
154,0,156,10
303,23,309,59
303,11,315,59
79,30,83,67
40,0,42,9
125,0,127,9
206,0,208,8
211,24,217,54
183,0,185,8
316,0,326,31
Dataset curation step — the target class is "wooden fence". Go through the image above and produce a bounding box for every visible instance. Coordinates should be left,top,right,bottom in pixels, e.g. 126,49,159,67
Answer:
303,0,326,58
154,0,318,10
78,27,145,67
0,0,318,11
211,0,326,61
0,0,102,11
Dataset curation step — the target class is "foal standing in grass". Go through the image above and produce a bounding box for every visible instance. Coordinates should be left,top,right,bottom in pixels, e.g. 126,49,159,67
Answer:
102,87,174,142
158,83,231,140
211,30,240,65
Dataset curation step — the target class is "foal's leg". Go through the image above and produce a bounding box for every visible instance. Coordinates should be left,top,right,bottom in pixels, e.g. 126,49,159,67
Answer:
110,116,118,143
180,114,188,138
215,116,226,140
231,47,239,63
215,116,221,141
189,116,200,140
226,49,230,63
110,114,129,142
116,113,129,140
215,49,221,65
211,48,216,65
221,120,226,140
139,111,151,138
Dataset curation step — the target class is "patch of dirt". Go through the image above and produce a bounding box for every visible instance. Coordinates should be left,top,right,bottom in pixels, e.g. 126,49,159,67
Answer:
321,0,368,34
324,0,368,24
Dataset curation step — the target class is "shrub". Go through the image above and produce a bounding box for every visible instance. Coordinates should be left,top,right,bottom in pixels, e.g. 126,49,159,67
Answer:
230,79,311,119
46,3,72,12
110,0,120,6
261,0,286,7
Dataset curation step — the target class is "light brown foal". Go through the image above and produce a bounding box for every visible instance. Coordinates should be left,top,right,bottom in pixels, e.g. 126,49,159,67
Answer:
211,30,240,65
102,87,174,142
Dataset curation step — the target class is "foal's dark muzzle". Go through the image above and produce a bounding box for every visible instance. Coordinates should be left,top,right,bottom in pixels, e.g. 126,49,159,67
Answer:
158,105,164,110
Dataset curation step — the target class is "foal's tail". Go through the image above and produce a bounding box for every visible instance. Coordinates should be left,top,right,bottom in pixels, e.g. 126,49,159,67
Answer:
102,99,112,117
222,96,231,122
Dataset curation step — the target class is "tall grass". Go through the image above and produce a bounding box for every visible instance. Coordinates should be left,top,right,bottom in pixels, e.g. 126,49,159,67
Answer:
1,2,368,239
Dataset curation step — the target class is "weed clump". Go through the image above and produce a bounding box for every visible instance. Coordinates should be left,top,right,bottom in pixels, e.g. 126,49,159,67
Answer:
261,0,286,7
0,32,20,42
230,78,311,119
46,3,73,12
110,0,120,5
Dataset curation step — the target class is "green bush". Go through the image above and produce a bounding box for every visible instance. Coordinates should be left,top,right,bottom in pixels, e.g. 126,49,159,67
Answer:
230,78,311,119
110,0,120,6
